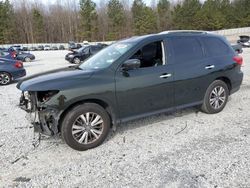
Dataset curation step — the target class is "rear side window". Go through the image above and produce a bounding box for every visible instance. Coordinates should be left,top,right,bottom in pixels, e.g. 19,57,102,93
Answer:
202,37,230,56
171,37,203,63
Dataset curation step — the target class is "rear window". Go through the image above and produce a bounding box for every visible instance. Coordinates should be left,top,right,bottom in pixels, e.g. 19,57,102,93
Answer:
171,37,203,63
202,37,230,56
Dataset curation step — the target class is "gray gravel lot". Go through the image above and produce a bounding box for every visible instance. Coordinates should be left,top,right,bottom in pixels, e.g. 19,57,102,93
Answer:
0,49,250,188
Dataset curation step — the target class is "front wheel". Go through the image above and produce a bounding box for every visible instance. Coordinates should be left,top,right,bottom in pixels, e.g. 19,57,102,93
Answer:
201,80,229,114
73,57,81,64
61,103,111,151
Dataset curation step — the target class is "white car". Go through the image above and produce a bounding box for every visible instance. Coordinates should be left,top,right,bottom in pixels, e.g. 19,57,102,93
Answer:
44,45,51,51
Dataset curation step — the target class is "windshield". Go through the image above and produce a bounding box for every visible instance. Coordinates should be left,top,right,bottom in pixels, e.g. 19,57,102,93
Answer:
79,42,134,70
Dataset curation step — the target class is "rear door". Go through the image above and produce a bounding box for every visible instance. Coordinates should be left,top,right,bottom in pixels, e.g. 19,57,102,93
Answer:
169,36,210,106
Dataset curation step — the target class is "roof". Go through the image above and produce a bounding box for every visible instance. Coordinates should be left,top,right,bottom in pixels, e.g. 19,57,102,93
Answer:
118,30,218,44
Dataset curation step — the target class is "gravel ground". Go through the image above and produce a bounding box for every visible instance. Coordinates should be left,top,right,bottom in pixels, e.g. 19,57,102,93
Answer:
0,49,250,188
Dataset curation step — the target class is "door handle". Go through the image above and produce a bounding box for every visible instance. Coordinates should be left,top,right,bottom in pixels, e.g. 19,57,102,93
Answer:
205,65,215,70
160,73,172,79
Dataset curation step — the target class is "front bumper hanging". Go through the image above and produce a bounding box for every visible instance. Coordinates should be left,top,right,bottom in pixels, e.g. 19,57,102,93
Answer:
19,91,60,136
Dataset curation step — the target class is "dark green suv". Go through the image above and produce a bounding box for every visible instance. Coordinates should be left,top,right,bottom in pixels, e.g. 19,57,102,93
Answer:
17,31,243,151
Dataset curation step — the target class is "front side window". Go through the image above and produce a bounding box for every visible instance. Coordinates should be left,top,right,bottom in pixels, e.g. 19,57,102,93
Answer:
129,41,165,68
79,42,134,70
171,37,203,63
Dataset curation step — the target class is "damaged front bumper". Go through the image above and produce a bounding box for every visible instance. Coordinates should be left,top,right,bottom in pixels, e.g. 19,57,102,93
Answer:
19,91,61,136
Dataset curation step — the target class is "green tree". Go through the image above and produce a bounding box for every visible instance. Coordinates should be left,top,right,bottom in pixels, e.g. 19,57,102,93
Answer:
157,0,171,31
79,0,98,41
32,9,45,43
107,0,125,40
172,0,201,30
0,0,16,44
194,0,226,31
233,0,250,27
132,0,157,35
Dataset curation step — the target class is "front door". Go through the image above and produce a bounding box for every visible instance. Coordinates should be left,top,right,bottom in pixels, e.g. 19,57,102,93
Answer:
115,40,175,120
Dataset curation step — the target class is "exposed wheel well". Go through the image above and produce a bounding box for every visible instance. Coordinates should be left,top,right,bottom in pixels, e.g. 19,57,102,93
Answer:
215,77,232,93
58,99,114,132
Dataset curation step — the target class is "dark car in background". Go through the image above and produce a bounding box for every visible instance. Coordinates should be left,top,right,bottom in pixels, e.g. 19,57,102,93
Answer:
68,41,82,50
16,51,35,62
59,45,65,50
0,58,26,85
232,44,243,54
10,45,22,51
237,35,250,47
65,45,104,64
18,31,243,151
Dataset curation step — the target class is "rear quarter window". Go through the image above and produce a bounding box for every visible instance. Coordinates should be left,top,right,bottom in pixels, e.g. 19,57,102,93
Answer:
171,37,204,63
202,37,231,56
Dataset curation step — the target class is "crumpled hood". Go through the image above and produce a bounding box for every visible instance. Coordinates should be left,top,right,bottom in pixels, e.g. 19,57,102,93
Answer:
17,66,94,91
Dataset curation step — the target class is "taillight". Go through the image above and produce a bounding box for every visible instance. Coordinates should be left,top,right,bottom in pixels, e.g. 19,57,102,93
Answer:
14,61,23,68
233,55,243,66
11,52,17,58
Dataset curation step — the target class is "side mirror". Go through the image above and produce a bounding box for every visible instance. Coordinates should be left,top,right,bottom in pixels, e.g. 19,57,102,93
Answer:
122,59,141,71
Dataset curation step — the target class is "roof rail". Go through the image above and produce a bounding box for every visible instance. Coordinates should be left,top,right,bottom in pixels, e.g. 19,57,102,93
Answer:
159,30,212,34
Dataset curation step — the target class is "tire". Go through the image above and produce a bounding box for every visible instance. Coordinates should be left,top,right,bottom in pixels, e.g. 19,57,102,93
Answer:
24,57,31,62
61,103,111,151
201,80,229,114
0,72,11,85
73,57,81,64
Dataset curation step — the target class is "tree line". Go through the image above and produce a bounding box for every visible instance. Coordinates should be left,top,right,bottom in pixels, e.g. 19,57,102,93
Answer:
0,0,249,44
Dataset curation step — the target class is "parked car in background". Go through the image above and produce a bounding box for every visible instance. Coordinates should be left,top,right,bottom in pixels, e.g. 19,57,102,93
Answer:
30,47,37,51
10,45,22,51
44,45,51,51
3,48,17,59
65,45,104,64
37,45,44,51
232,44,243,54
18,31,243,151
51,46,58,50
0,50,16,60
22,47,28,51
68,41,82,50
237,35,250,47
59,45,65,50
0,58,26,85
16,51,35,62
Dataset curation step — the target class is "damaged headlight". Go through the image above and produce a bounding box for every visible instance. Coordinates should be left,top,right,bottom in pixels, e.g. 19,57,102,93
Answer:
37,90,59,103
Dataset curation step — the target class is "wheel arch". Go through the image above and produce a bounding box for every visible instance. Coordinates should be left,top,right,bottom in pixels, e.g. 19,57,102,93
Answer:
215,76,232,94
0,71,12,79
58,98,117,132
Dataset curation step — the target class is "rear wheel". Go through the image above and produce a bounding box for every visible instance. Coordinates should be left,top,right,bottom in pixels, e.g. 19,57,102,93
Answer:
0,72,11,85
61,103,111,151
201,80,229,114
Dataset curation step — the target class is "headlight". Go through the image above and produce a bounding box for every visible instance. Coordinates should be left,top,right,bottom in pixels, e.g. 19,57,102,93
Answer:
68,55,74,58
37,90,59,103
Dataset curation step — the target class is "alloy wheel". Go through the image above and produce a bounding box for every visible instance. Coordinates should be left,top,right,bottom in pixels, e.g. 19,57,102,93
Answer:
74,58,80,64
0,73,11,85
71,112,104,144
209,86,226,109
